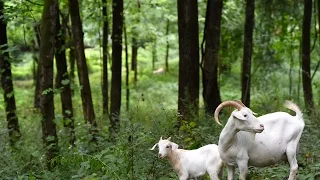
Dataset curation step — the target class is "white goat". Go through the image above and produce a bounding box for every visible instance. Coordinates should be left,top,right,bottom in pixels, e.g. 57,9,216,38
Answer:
214,100,304,180
150,137,223,180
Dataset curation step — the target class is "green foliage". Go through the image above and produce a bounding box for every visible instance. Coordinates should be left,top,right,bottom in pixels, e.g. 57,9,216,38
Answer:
1,0,320,179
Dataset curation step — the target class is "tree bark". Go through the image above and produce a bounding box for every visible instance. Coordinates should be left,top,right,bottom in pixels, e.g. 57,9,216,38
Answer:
131,36,138,86
241,0,255,107
110,0,123,138
39,0,58,165
102,0,109,116
202,0,223,115
68,0,97,132
0,0,21,145
34,23,41,109
61,13,76,96
131,1,140,87
177,0,199,123
302,0,314,112
124,22,129,111
55,7,75,145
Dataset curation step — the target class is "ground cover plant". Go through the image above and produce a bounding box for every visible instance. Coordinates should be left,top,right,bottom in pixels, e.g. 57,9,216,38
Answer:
1,0,320,179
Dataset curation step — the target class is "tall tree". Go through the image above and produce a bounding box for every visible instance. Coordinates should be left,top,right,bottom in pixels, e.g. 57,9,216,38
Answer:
202,0,223,115
60,13,76,96
109,0,123,138
124,22,129,111
34,23,41,108
177,0,199,122
39,0,58,164
102,0,109,116
68,0,97,131
241,0,255,107
55,7,75,145
131,0,141,87
302,0,314,112
0,0,21,144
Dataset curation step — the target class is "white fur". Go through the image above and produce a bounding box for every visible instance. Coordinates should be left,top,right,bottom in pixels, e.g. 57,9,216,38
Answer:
150,137,223,180
216,101,304,180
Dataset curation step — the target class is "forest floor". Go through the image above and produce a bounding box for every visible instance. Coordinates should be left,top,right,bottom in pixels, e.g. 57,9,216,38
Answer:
0,48,319,179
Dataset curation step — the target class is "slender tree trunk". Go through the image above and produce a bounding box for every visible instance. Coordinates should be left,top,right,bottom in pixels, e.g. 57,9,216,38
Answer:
34,24,41,109
102,0,109,116
131,36,138,86
165,19,170,72
302,0,314,112
62,13,76,96
202,0,223,115
131,1,140,87
241,0,255,107
68,0,97,133
110,0,123,138
0,0,21,145
55,7,75,145
124,22,129,111
69,39,75,94
317,0,320,106
177,0,199,123
39,0,58,165
152,38,157,71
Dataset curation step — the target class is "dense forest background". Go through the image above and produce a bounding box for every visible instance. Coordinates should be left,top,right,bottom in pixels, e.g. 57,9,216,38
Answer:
0,0,319,179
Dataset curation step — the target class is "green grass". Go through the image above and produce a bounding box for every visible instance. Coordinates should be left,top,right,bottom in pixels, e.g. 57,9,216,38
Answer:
0,47,319,179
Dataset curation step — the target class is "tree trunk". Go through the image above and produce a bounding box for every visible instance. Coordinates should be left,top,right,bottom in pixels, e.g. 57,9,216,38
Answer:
68,0,97,133
152,38,157,71
124,22,129,111
131,1,140,87
39,0,58,165
131,36,138,86
61,13,76,96
241,0,255,107
302,0,314,112
34,23,41,109
102,0,109,116
110,0,123,138
177,0,199,123
0,0,21,145
55,7,75,145
202,0,223,115
165,19,170,72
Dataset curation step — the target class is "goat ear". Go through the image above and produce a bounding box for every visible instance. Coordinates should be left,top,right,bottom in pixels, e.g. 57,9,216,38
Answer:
233,111,246,120
171,142,178,150
150,143,158,150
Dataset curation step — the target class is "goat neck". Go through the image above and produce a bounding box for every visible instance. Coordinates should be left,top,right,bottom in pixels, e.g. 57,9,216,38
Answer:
219,117,256,153
218,117,239,152
167,149,182,176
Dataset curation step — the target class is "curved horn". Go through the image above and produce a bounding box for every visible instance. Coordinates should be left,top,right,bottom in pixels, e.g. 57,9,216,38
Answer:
234,100,246,107
214,101,243,126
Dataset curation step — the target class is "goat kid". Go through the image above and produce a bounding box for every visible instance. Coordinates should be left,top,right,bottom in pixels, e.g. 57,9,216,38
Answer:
214,100,304,180
150,137,223,180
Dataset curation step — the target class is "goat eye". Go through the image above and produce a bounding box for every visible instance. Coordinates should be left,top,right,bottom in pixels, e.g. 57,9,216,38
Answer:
244,114,247,117
166,145,171,148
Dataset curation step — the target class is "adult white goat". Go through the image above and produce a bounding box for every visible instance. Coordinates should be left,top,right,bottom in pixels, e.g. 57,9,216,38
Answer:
150,137,223,180
214,100,304,180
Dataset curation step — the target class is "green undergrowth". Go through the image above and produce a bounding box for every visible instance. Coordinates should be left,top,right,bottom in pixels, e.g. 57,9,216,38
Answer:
0,48,320,179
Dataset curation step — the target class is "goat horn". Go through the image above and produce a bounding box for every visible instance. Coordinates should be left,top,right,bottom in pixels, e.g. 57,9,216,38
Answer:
214,101,243,126
234,100,246,107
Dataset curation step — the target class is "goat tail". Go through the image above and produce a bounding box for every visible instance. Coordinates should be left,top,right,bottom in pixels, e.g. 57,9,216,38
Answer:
284,100,303,121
